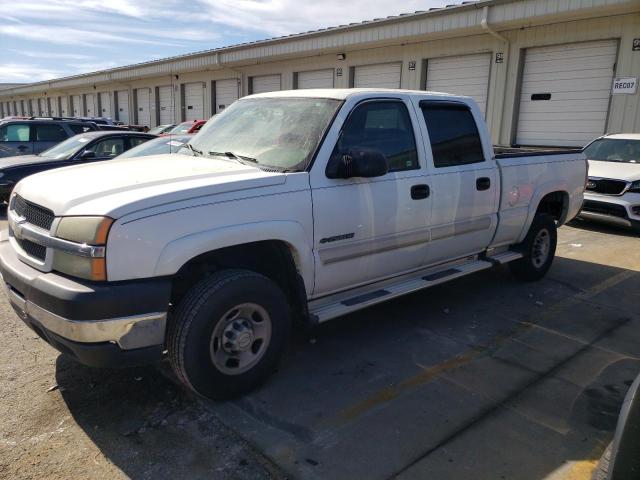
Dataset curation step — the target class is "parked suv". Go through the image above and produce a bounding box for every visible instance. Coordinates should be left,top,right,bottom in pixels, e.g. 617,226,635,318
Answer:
580,133,640,231
0,119,97,158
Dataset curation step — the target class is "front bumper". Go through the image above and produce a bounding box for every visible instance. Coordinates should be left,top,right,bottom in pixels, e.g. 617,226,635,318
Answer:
0,241,172,367
580,192,640,230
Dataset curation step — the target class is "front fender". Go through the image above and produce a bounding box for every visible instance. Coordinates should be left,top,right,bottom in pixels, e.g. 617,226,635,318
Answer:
153,220,314,294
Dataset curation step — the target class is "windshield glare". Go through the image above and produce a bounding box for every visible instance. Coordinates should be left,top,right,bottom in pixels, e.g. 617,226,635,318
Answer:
584,138,640,163
39,135,92,160
117,135,191,159
186,97,341,171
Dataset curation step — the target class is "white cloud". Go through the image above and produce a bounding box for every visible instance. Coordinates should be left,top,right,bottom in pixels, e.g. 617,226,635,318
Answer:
0,63,64,82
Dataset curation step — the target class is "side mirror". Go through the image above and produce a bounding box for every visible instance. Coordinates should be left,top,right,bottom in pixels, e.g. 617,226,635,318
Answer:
326,148,389,179
79,149,96,159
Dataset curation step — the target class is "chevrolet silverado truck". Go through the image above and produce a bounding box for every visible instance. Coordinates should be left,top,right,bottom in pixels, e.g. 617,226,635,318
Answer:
0,89,587,399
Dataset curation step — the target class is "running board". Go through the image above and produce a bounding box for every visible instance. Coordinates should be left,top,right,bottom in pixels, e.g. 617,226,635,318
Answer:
309,251,522,324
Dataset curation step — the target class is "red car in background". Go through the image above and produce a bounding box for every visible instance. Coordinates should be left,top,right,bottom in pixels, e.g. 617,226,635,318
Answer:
161,119,206,136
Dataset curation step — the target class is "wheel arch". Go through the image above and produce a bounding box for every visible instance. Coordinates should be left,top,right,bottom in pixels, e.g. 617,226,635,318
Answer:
517,186,570,243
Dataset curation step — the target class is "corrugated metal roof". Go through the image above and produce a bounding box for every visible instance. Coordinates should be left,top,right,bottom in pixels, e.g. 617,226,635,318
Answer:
0,0,637,96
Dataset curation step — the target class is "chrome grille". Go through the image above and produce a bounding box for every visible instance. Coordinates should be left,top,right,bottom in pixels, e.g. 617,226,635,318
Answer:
15,237,46,261
586,178,628,196
13,195,55,230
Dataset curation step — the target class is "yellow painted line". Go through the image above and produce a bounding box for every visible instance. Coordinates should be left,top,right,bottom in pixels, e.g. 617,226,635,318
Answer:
334,269,637,425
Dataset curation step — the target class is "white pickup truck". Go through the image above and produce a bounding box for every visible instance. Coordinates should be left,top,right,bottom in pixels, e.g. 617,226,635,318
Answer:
0,89,586,399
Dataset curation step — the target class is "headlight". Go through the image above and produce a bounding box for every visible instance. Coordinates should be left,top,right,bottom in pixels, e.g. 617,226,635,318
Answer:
629,181,640,193
52,216,113,281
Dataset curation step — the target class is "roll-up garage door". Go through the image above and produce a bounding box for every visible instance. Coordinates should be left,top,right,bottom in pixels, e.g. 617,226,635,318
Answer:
157,85,173,124
84,93,96,117
297,69,334,89
71,95,82,116
184,82,204,121
426,53,491,117
516,40,617,147
59,97,68,116
251,75,281,94
29,99,37,116
354,63,401,88
48,98,57,117
214,79,238,113
116,90,130,123
136,88,151,126
99,92,112,118
38,98,46,116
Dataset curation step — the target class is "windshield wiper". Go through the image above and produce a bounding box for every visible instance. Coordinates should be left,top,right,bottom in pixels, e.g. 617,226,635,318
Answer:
184,143,203,157
209,151,259,165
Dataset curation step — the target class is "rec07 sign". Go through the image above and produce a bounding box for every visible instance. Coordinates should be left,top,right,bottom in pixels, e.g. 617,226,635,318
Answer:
612,77,637,95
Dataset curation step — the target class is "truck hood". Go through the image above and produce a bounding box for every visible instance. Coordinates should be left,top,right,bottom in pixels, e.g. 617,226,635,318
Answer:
588,159,640,182
14,153,286,217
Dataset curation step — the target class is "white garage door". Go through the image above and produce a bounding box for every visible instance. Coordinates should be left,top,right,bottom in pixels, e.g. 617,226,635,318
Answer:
426,53,491,117
214,79,238,113
99,92,112,118
85,93,96,117
158,85,173,124
71,95,82,116
48,98,57,117
516,40,617,147
184,82,204,121
59,97,69,116
116,90,130,123
297,69,334,89
38,98,46,116
251,75,281,94
136,88,152,126
354,63,402,88
29,99,37,116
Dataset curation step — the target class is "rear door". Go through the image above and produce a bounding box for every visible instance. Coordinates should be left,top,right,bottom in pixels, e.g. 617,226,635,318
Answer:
415,99,499,265
0,123,33,157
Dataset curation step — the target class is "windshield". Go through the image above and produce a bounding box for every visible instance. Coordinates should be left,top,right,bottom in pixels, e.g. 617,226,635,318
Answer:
148,124,174,135
584,138,640,163
185,97,341,171
170,122,196,134
39,135,93,160
117,135,192,159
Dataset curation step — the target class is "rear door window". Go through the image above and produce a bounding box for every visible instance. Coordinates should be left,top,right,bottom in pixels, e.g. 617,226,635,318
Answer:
421,102,485,168
128,137,149,149
35,124,67,142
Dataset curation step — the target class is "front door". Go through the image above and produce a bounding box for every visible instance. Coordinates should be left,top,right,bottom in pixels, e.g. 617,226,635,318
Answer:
310,97,431,296
0,123,32,157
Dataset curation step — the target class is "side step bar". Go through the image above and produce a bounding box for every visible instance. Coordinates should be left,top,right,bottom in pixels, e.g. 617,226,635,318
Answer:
309,251,523,323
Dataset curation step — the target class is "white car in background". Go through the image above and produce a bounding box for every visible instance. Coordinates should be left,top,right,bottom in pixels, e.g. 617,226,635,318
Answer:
581,133,640,232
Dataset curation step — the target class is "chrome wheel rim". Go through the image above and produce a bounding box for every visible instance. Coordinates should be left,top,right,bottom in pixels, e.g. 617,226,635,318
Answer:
531,228,551,269
209,303,272,375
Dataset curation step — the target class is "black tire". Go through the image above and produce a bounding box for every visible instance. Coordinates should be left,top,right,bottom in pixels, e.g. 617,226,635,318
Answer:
509,213,557,282
167,269,291,400
592,442,611,480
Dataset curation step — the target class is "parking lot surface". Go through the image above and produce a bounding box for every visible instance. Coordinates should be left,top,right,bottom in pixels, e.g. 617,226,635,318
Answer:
1,218,639,480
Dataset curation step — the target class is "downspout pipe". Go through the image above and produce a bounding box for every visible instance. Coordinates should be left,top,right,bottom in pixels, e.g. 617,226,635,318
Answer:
481,5,508,43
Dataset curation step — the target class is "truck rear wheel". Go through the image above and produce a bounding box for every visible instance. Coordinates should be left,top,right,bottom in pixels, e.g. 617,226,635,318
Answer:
167,269,291,399
509,213,557,282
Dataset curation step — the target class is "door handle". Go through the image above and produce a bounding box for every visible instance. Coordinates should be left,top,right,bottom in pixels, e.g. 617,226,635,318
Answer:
411,184,430,200
476,177,491,191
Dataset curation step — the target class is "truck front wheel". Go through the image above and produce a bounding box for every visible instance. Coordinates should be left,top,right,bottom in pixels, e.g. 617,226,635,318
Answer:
167,269,291,399
509,213,557,282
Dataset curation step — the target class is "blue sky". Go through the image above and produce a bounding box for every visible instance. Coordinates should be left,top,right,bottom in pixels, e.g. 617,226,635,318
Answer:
0,0,453,84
